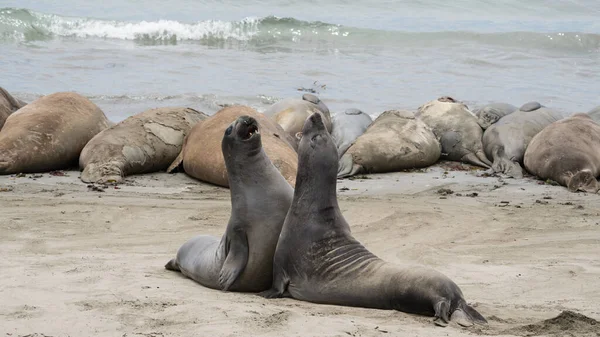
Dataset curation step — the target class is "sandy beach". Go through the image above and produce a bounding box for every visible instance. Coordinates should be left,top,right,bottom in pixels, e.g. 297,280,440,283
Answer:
1,163,599,337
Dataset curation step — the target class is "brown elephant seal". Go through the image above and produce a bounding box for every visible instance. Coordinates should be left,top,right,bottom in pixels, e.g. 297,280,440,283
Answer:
473,102,517,129
588,106,600,123
165,115,294,292
482,101,568,178
79,107,208,184
261,113,487,327
416,96,491,168
331,108,373,158
524,114,600,193
263,93,332,142
0,87,26,130
0,92,110,174
167,105,298,188
338,109,440,178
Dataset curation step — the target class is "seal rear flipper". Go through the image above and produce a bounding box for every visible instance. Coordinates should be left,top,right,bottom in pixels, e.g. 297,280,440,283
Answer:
166,149,184,173
461,152,491,169
491,148,523,178
452,301,487,326
567,170,600,193
164,258,180,272
218,228,249,291
433,300,451,327
337,153,362,178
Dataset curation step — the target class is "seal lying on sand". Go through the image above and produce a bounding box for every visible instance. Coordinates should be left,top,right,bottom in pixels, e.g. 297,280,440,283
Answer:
0,92,110,174
263,93,332,142
261,113,487,327
331,108,373,158
524,114,600,193
79,107,208,184
165,115,294,292
473,102,517,129
482,101,567,178
0,87,26,130
416,97,491,168
337,110,440,178
167,105,298,188
588,106,600,123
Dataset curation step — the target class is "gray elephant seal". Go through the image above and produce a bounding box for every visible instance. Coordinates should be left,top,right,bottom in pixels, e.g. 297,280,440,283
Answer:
261,113,487,327
165,115,294,292
588,106,600,123
0,92,110,174
473,102,517,129
524,114,600,193
416,96,491,168
331,108,373,158
338,109,440,178
482,101,567,178
0,87,26,130
264,93,332,142
79,107,208,184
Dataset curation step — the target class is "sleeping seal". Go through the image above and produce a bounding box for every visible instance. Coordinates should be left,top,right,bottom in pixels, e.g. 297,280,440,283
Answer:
524,113,600,193
0,87,26,130
331,108,373,158
165,115,294,292
261,113,487,327
473,102,517,129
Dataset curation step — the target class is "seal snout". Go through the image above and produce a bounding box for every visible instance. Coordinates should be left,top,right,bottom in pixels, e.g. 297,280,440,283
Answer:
235,116,260,141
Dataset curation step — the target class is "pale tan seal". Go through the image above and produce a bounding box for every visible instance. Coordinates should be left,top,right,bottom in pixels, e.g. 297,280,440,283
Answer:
0,87,26,130
0,92,110,174
338,109,441,178
524,113,600,193
167,105,298,188
79,107,208,184
416,97,491,168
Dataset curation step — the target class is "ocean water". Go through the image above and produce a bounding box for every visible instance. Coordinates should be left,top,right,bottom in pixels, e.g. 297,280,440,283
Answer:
1,0,599,122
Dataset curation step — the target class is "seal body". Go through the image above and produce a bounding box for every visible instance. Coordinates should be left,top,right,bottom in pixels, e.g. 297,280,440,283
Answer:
337,110,440,178
482,102,567,178
79,107,208,184
416,97,491,168
0,87,26,130
165,115,294,292
168,105,298,188
264,93,332,142
524,114,600,193
0,92,110,174
588,106,600,123
473,102,517,129
331,108,373,158
261,113,487,327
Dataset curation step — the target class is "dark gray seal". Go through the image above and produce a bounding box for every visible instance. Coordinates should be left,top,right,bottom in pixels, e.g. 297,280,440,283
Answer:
261,113,487,327
473,102,517,129
165,115,294,292
331,108,373,158
482,101,567,178
0,87,26,130
524,113,600,193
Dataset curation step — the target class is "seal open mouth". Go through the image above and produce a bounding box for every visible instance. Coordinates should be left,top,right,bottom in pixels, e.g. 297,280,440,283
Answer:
238,117,260,141
245,124,259,140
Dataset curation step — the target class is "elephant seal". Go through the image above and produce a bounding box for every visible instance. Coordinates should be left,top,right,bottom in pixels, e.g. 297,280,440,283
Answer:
473,102,517,129
588,106,600,123
261,113,487,327
524,114,600,193
416,97,491,168
331,108,373,158
0,92,110,174
79,107,208,184
0,87,26,130
167,105,298,188
263,93,332,142
482,101,567,178
338,109,440,178
165,115,294,292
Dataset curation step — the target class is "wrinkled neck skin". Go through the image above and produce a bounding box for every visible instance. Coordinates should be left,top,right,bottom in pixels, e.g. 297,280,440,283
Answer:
225,145,276,206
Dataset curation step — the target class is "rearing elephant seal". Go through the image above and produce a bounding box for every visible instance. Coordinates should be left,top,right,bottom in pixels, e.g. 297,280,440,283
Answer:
263,93,332,142
79,107,208,184
331,108,373,158
261,113,487,327
0,87,26,130
416,97,491,168
165,115,294,292
0,92,110,174
167,105,298,188
524,114,600,193
482,101,567,178
473,102,517,129
338,109,440,178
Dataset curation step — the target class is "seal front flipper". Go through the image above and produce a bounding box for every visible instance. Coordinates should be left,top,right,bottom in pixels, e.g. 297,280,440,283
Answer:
433,300,451,327
259,270,290,298
218,228,249,291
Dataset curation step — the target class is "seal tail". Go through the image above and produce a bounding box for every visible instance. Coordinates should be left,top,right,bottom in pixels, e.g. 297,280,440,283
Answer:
164,259,180,272
461,152,491,169
450,301,488,327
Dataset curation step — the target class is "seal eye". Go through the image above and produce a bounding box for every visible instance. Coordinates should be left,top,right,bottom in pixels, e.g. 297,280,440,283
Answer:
225,125,233,136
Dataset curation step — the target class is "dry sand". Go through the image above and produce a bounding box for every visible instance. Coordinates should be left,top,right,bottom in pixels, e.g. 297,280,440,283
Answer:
1,163,599,337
